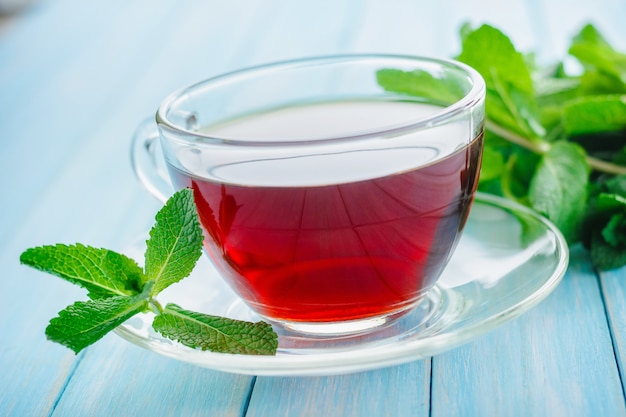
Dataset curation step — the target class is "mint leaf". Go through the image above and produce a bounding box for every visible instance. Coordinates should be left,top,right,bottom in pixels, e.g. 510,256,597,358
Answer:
153,303,278,355
480,144,506,182
536,73,581,133
583,191,626,270
605,175,626,195
569,25,626,95
596,192,626,211
529,142,590,242
457,24,544,138
20,244,143,298
46,292,150,353
569,24,626,82
375,68,465,105
590,230,626,270
500,147,541,204
579,71,626,95
602,212,626,246
144,188,204,296
563,95,626,135
458,25,533,93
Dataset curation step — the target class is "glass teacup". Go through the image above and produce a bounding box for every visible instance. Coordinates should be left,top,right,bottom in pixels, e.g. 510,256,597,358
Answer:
132,55,485,335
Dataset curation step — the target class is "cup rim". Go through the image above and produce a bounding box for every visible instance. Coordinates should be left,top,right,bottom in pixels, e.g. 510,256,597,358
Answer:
155,54,485,146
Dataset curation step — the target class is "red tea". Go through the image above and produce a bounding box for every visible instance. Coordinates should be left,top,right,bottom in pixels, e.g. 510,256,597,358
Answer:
167,101,483,323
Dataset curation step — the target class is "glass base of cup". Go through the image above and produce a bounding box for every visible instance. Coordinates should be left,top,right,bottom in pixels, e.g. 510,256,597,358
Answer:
222,286,463,353
260,302,422,337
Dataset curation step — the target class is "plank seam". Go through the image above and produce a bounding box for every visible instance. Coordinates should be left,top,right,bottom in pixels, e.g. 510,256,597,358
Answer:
46,350,86,417
596,271,626,404
428,357,433,417
241,376,257,417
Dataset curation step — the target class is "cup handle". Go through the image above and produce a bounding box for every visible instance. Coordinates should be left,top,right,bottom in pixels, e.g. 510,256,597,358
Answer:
130,118,171,203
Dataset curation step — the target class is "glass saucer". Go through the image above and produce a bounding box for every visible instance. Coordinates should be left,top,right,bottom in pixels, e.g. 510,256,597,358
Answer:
115,193,568,376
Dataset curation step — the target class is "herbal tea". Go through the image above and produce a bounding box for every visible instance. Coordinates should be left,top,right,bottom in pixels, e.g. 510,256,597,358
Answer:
168,100,483,323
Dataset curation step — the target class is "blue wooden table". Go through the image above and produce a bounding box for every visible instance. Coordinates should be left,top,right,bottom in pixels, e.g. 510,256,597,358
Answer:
2,1,626,416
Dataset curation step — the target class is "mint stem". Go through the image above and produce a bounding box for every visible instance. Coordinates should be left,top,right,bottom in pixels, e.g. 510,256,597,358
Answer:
149,299,164,315
486,119,626,175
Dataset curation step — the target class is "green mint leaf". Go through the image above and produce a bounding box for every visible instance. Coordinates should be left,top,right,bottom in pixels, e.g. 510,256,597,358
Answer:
529,142,590,242
596,192,626,211
569,24,626,95
535,70,581,133
499,147,541,204
458,24,533,93
614,146,626,165
376,68,465,105
458,21,473,43
563,95,626,135
535,70,580,100
144,188,204,296
569,24,626,82
590,230,626,271
579,71,626,95
153,303,278,355
46,291,150,353
20,244,143,299
479,144,506,182
602,212,626,247
582,192,622,236
568,131,626,163
605,175,626,195
457,24,544,138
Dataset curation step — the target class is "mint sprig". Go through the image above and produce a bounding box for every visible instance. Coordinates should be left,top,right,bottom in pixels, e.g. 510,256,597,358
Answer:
377,22,626,270
20,189,278,355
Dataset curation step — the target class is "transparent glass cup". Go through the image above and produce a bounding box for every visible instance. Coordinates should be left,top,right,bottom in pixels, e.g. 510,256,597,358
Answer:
132,55,485,335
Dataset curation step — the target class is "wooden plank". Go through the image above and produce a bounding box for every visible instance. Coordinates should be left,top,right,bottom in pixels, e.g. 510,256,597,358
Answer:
0,274,82,417
50,336,254,417
0,0,179,250
431,247,626,417
600,267,626,399
0,1,229,414
246,361,430,417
